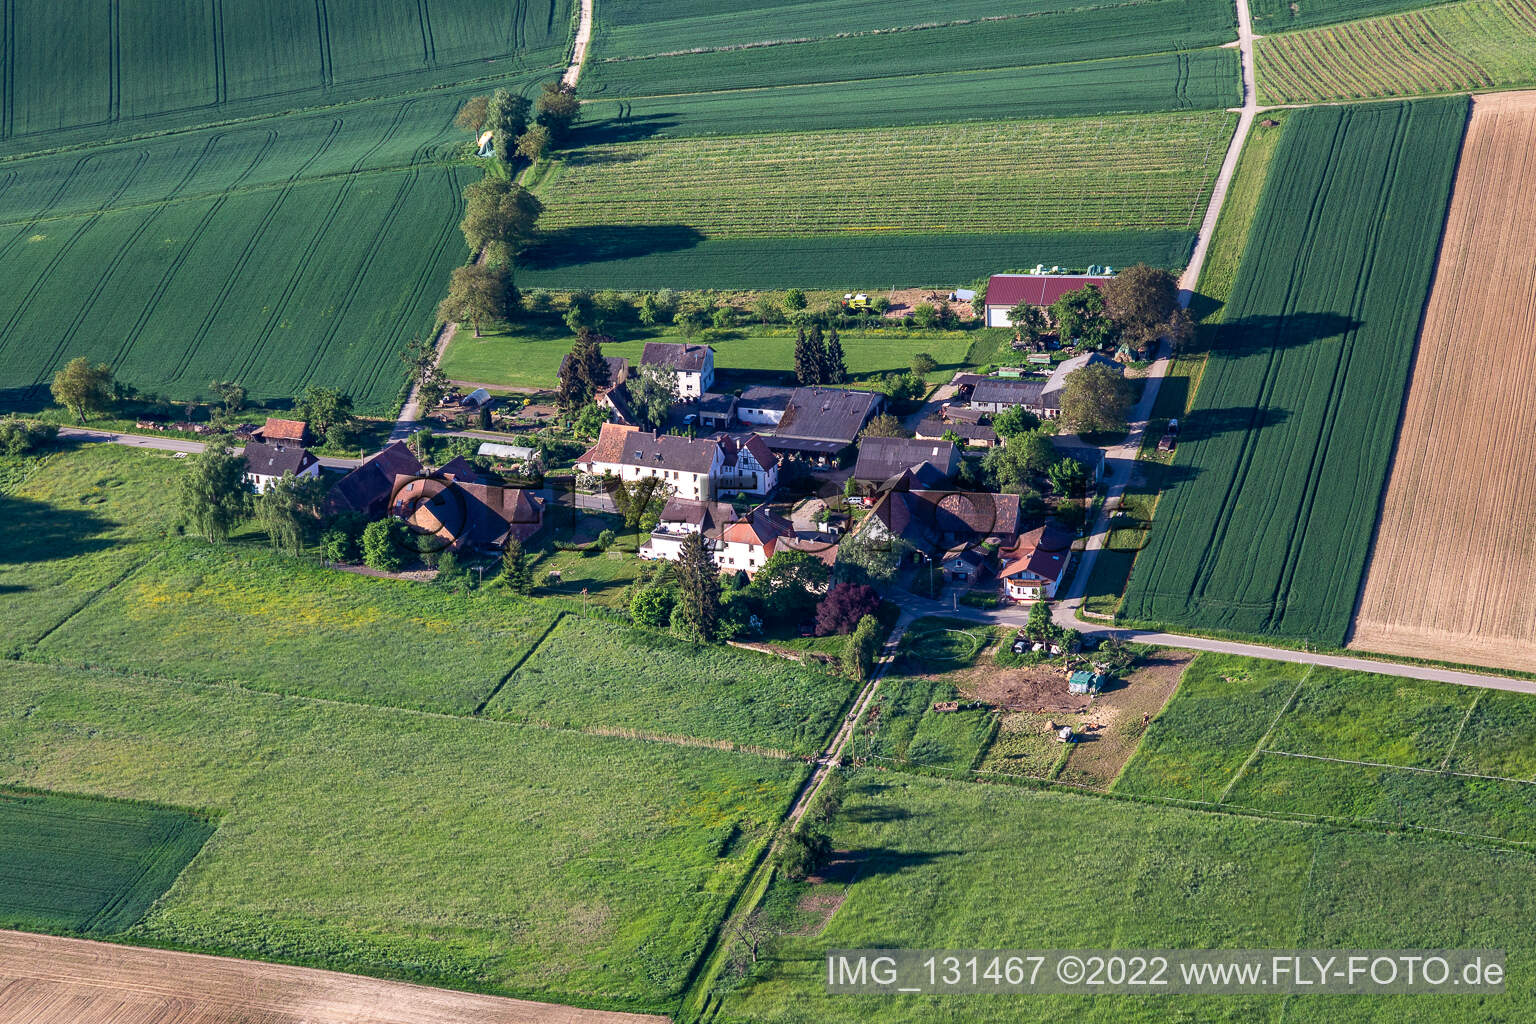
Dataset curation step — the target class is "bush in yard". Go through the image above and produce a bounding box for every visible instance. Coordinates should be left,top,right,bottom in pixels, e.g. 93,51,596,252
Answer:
361,519,406,572
595,528,616,551
322,528,358,563
630,583,676,628
815,583,881,636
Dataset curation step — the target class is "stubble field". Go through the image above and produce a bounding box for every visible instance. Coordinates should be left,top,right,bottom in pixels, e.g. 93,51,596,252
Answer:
1350,91,1536,672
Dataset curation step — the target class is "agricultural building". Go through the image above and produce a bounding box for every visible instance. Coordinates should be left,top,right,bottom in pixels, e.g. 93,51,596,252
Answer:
766,387,885,464
323,442,427,519
694,392,738,429
735,385,796,426
915,416,999,448
390,476,543,553
242,441,319,494
859,488,1021,555
852,437,960,490
983,273,1112,327
253,417,311,446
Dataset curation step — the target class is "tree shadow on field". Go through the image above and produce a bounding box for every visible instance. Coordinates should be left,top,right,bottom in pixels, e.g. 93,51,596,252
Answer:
839,846,964,883
568,114,682,147
1196,311,1364,356
520,224,707,270
0,492,118,567
1179,405,1291,443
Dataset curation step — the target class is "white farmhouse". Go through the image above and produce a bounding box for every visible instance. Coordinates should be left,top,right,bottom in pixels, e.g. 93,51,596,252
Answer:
242,440,320,494
642,342,715,397
576,422,724,501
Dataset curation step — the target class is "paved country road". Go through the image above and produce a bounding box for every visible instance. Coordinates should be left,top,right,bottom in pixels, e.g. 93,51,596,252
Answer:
886,590,1536,696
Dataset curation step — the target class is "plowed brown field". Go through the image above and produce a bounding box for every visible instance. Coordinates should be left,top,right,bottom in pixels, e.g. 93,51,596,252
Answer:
0,931,667,1024
1350,91,1536,672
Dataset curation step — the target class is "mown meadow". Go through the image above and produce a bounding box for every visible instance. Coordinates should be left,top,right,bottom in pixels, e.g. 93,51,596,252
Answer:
714,770,1536,1022
0,659,806,1010
1118,98,1468,645
441,320,984,389
485,616,857,755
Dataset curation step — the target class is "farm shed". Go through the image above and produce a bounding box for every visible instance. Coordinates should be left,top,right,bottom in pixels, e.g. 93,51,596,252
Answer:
477,442,535,461
984,273,1112,328
1068,670,1105,695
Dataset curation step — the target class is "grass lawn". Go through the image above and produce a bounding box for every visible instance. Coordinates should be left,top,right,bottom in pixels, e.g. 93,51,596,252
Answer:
33,543,560,716
0,789,212,936
440,320,979,390
484,615,859,754
0,659,806,1010
713,770,1536,1021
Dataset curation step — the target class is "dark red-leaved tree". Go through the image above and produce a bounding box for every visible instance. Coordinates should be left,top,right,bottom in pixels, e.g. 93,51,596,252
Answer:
815,583,881,636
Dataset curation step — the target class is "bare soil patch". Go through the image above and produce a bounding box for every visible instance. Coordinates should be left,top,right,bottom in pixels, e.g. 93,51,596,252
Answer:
969,649,1194,787
1351,91,1536,674
882,287,977,320
0,930,667,1024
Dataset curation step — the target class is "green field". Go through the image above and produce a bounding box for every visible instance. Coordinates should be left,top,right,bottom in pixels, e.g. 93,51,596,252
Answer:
0,92,483,414
714,770,1536,1021
1256,0,1536,104
0,446,180,655
0,659,804,1008
0,0,570,153
537,114,1233,239
1116,653,1536,843
0,1,574,415
592,0,1235,63
518,230,1198,291
576,49,1242,144
1250,0,1465,31
31,543,560,715
1118,99,1466,645
441,322,982,389
0,789,212,936
484,616,858,754
584,0,1235,97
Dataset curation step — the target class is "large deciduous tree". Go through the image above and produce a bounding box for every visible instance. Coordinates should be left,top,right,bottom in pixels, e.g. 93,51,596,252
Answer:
1006,302,1049,351
534,81,581,144
1050,285,1116,350
460,178,543,262
631,363,678,432
1060,363,1135,435
293,385,356,446
437,264,513,337
1102,263,1191,354
255,472,325,556
748,549,829,622
815,582,881,636
50,357,115,423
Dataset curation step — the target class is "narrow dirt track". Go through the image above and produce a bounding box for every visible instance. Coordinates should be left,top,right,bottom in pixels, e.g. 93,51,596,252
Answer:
0,931,667,1024
1350,90,1536,672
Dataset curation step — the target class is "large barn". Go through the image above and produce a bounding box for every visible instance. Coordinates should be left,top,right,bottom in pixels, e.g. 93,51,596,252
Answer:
983,273,1113,327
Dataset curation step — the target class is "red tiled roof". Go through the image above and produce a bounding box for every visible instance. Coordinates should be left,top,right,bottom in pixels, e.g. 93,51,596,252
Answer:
258,417,308,442
986,275,1111,309
578,422,639,466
